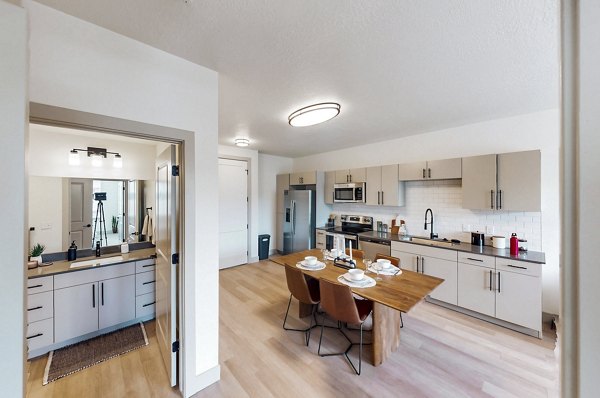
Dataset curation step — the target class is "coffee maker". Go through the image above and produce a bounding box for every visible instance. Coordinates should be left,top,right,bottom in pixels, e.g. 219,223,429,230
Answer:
471,231,485,246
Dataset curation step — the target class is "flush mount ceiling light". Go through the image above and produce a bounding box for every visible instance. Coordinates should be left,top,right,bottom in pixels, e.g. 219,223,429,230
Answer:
234,138,250,147
288,102,341,127
68,147,123,168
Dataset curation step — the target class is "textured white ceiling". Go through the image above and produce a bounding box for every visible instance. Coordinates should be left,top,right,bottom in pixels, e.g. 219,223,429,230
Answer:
33,0,559,157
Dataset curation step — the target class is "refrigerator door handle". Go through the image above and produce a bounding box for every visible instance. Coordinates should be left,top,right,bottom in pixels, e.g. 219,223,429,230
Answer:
291,200,296,235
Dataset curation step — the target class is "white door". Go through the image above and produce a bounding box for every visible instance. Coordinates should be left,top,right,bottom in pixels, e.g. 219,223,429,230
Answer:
98,275,136,330
69,178,93,248
155,145,178,387
457,262,496,317
218,158,248,269
54,282,99,342
421,256,458,305
495,270,542,331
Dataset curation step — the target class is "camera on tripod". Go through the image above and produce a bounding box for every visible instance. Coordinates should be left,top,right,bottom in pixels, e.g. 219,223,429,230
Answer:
93,192,108,246
94,192,107,201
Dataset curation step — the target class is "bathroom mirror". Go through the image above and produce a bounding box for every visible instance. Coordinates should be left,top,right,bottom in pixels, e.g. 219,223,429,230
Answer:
28,176,154,253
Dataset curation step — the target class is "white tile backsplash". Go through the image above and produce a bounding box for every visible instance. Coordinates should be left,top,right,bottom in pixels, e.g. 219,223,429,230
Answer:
331,179,543,251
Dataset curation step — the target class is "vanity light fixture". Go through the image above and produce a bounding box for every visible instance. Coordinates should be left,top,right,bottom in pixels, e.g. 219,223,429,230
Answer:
68,147,123,168
288,102,341,127
234,138,250,147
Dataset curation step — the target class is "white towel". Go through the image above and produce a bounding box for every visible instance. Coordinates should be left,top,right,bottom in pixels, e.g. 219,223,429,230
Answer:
141,212,154,243
141,214,150,235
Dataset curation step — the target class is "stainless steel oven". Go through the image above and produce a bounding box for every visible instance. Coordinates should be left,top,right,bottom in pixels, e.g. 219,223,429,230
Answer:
334,183,366,203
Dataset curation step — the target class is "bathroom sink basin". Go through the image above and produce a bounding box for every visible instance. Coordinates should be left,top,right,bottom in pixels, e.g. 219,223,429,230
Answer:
410,237,454,248
70,255,125,268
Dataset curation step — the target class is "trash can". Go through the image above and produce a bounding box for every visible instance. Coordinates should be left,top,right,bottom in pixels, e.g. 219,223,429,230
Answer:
258,234,270,260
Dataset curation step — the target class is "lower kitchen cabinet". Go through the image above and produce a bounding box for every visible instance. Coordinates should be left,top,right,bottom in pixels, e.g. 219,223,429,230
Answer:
54,282,99,342
26,318,54,352
391,249,417,272
421,256,457,305
495,266,542,331
316,229,326,249
98,275,136,330
457,262,495,317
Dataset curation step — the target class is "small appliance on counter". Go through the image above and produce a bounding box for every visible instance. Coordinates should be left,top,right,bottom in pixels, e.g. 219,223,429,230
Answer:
67,241,78,261
518,239,528,251
491,235,507,249
471,231,484,246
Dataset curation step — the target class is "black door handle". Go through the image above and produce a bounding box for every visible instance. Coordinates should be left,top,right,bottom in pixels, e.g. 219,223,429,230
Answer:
92,284,95,308
101,282,104,306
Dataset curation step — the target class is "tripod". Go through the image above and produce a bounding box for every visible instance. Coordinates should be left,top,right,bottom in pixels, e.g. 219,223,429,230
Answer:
92,200,108,247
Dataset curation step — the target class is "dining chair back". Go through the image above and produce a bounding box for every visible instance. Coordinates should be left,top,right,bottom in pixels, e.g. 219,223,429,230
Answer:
374,253,400,267
345,248,364,259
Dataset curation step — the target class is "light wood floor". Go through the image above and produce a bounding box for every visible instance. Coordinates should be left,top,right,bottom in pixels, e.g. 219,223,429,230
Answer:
27,259,559,397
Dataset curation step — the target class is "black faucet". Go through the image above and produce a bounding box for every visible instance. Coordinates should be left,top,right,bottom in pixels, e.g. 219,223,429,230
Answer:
424,208,438,239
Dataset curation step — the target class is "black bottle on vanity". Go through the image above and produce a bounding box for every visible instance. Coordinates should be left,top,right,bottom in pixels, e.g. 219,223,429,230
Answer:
67,241,78,261
95,241,101,257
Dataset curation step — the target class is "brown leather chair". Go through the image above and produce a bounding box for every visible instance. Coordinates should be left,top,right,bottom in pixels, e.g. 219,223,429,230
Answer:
283,264,320,346
317,279,373,375
345,248,364,259
374,253,404,328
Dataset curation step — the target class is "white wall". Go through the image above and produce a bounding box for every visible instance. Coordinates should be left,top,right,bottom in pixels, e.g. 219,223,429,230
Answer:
28,176,63,253
218,145,260,261
29,125,157,180
25,1,219,396
0,2,27,396
258,154,293,253
293,110,560,315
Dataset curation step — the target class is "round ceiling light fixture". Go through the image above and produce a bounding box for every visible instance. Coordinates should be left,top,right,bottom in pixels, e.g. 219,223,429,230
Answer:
288,102,341,127
234,138,250,147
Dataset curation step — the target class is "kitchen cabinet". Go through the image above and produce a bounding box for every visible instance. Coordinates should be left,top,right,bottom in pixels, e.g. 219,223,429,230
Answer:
397,158,462,181
324,171,335,204
290,171,316,185
276,173,290,213
365,165,405,206
316,229,326,249
391,241,458,305
98,275,136,330
462,150,540,211
457,255,496,317
335,168,366,183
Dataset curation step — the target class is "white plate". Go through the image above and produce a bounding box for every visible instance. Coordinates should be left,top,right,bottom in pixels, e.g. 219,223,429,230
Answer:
368,264,402,276
337,274,376,288
300,260,324,268
296,261,326,271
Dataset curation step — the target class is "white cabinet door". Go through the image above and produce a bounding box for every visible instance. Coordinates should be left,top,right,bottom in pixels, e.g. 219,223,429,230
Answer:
99,275,136,330
290,171,316,185
422,256,457,305
457,262,495,317
316,229,326,249
391,249,418,272
380,164,400,205
497,150,541,211
349,168,366,183
398,161,427,181
495,270,542,331
54,282,99,342
335,169,349,183
365,166,381,206
427,158,462,180
462,154,497,210
324,171,335,204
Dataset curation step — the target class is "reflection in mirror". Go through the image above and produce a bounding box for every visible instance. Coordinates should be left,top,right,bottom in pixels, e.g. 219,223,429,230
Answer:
28,176,153,252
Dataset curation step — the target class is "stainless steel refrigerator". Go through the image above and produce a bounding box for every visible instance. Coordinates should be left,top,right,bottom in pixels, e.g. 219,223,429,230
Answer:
282,189,316,254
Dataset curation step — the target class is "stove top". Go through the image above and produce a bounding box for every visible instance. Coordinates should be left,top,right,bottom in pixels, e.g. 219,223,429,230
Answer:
339,214,373,234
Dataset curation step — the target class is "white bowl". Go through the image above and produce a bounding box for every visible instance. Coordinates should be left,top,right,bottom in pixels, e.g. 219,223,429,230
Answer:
304,256,318,265
348,269,365,281
377,259,392,269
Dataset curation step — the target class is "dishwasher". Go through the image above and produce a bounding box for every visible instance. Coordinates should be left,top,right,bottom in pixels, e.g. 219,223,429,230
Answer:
359,236,391,259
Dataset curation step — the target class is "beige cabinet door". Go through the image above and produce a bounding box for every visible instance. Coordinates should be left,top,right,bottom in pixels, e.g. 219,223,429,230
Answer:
365,166,381,206
398,161,427,181
422,256,458,305
457,262,495,317
276,173,289,212
391,249,418,272
497,150,541,211
289,172,303,185
495,270,541,331
324,171,335,204
462,154,497,210
335,169,349,183
427,158,462,179
380,164,400,206
348,168,366,183
290,171,316,185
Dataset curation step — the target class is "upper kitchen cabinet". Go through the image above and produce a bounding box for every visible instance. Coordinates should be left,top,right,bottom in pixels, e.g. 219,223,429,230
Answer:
462,150,541,211
324,171,335,204
365,165,405,206
276,173,290,213
398,158,462,181
335,168,366,183
290,171,317,185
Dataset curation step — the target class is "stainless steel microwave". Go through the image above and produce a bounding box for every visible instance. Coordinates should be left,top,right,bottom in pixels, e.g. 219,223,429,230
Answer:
334,183,366,203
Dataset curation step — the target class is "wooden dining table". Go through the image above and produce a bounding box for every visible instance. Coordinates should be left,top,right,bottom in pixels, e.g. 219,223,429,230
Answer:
271,249,444,366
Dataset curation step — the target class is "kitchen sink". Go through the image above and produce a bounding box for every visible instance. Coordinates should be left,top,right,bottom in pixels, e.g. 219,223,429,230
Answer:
409,237,455,248
69,255,125,268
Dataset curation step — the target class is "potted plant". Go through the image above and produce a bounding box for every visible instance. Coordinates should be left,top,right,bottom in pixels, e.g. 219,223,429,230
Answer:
29,243,45,266
112,216,119,233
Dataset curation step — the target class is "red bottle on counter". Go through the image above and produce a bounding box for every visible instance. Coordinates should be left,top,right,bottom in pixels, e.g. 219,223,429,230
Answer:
510,233,519,255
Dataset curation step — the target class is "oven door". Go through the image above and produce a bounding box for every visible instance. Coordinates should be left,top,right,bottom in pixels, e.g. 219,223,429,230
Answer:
334,184,357,203
326,232,358,251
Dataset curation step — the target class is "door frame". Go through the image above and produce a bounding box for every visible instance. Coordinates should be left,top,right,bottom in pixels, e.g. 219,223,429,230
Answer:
28,103,190,391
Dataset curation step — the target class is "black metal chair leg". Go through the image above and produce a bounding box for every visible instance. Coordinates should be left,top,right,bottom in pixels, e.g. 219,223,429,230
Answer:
319,315,372,375
283,295,318,346
400,312,404,328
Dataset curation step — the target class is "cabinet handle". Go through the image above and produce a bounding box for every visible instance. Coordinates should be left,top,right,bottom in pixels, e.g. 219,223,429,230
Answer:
332,192,334,202
422,169,426,179
506,264,527,270
92,284,95,308
142,301,156,308
421,256,425,274
497,272,501,292
377,191,380,205
381,191,384,205
416,256,419,273
101,282,104,306
27,306,43,312
143,281,156,285
28,284,43,289
490,190,495,209
142,264,154,268
27,333,43,340
498,190,502,209
428,168,431,178
489,270,493,291
466,257,483,262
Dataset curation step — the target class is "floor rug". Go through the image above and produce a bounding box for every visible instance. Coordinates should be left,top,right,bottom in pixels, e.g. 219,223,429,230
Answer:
43,322,148,385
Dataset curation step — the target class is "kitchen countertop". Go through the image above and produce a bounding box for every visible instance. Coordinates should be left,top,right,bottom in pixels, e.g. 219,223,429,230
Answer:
358,230,546,264
27,248,156,279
